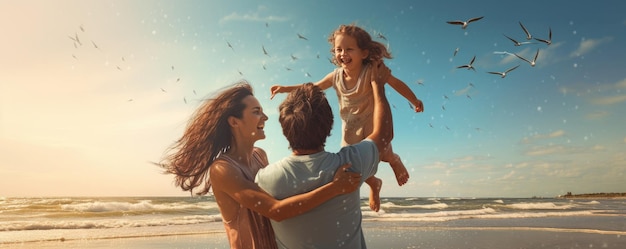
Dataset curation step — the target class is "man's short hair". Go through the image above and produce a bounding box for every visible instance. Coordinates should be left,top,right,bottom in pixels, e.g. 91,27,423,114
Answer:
278,83,333,151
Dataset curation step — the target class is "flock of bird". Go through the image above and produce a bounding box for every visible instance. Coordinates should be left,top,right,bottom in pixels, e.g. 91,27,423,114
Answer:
447,16,552,78
68,24,190,103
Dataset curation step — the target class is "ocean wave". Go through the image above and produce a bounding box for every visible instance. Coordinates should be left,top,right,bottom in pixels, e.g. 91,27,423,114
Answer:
504,202,575,210
60,200,219,213
363,208,599,222
379,202,448,210
0,214,223,232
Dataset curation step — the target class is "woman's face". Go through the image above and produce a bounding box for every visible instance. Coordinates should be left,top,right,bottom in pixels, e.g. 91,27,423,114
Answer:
234,95,268,142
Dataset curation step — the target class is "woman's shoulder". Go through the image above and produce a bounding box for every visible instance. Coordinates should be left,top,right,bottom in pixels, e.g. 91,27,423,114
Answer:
253,147,269,165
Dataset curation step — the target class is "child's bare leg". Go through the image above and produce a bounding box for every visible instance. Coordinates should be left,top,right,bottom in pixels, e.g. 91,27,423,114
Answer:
381,144,409,186
365,176,382,212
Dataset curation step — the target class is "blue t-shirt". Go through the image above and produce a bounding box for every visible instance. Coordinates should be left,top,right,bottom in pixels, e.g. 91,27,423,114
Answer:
255,139,379,249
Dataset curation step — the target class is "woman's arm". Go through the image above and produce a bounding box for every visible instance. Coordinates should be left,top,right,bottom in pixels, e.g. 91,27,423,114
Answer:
387,75,424,112
210,162,360,222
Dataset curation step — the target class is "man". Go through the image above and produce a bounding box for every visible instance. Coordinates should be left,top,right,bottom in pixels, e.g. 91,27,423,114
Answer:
256,63,393,248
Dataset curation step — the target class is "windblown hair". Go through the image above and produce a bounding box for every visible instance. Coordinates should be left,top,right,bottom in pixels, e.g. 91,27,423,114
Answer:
160,82,254,195
328,23,392,66
278,83,333,151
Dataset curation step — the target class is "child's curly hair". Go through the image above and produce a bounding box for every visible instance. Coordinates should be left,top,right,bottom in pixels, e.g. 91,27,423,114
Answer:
328,24,392,66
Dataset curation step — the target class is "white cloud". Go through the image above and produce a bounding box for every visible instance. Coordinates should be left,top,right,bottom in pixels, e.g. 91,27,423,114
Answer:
570,36,613,57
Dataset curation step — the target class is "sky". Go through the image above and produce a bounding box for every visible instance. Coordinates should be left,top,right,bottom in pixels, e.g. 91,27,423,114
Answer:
1,0,625,198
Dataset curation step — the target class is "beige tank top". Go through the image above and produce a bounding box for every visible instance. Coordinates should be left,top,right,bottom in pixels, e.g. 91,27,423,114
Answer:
219,148,277,249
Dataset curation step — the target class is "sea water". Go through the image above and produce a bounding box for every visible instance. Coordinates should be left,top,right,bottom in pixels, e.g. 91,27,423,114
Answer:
1,196,624,245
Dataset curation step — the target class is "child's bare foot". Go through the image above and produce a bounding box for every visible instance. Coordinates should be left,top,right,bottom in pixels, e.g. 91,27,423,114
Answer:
368,177,382,212
390,154,409,186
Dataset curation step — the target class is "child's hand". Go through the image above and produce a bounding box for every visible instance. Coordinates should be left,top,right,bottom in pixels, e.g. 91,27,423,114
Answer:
413,99,424,113
269,85,281,100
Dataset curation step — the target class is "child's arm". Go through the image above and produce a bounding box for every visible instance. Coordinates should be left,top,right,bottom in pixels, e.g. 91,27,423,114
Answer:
387,75,424,112
270,72,334,99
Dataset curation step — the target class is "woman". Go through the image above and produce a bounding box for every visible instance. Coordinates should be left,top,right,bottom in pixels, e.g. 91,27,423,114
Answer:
160,81,360,248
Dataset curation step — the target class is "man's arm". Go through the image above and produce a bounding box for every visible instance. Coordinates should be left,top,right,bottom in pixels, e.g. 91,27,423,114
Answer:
366,63,394,155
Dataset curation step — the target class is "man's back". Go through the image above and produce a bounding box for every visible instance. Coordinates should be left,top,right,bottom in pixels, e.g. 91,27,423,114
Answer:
256,140,379,249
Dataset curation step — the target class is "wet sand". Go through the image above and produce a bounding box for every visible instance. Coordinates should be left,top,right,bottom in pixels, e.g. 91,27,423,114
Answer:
4,219,625,249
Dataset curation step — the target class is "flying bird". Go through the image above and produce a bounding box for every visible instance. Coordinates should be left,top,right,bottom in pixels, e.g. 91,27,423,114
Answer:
446,16,484,29
503,34,532,46
534,27,552,45
297,33,308,40
262,45,269,56
226,41,234,51
488,65,520,78
453,47,459,57
514,49,540,67
68,33,82,46
290,54,298,61
519,21,532,40
377,33,387,41
456,55,476,71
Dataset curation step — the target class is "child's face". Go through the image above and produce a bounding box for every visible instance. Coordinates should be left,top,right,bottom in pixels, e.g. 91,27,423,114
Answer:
333,34,368,70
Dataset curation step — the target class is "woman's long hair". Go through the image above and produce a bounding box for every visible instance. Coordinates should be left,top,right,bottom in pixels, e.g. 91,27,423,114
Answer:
160,82,254,195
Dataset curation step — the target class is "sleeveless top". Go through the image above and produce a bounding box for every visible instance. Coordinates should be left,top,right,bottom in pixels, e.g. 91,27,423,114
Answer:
333,63,390,146
218,148,278,249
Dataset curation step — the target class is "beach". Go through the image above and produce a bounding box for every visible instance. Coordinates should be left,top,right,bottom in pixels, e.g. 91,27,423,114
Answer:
2,197,625,248
4,218,625,249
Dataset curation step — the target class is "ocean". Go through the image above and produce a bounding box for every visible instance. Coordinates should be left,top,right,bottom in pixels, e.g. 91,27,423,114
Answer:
1,196,625,247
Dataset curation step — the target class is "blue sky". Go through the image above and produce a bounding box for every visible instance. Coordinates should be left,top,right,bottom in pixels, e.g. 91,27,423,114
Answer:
1,0,624,197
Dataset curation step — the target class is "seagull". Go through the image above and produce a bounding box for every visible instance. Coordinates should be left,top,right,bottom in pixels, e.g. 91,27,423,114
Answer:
68,33,82,46
305,72,312,77
503,34,532,46
488,65,520,78
519,21,532,40
466,94,472,100
456,55,476,71
416,80,424,86
447,16,484,29
514,49,540,67
377,33,387,41
297,33,308,40
91,40,99,50
226,41,234,51
534,27,552,45
290,54,298,61
453,47,459,57
160,88,166,93
469,82,475,88
262,45,269,56
442,105,446,111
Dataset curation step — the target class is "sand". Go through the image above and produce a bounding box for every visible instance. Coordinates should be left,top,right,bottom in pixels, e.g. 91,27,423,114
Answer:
4,220,625,249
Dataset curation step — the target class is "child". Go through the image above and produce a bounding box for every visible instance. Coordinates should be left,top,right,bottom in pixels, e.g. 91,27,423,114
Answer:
270,24,424,212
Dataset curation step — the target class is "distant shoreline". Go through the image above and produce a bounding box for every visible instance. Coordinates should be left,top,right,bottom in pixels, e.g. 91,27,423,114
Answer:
557,192,626,199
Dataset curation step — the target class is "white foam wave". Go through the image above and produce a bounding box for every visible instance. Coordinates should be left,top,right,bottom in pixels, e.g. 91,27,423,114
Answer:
364,208,598,222
1,214,223,232
379,202,448,210
60,200,218,213
505,202,574,210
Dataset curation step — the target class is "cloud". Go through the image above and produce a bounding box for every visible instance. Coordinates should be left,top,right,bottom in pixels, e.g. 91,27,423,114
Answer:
521,130,566,143
589,94,626,105
220,12,288,24
570,36,613,57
